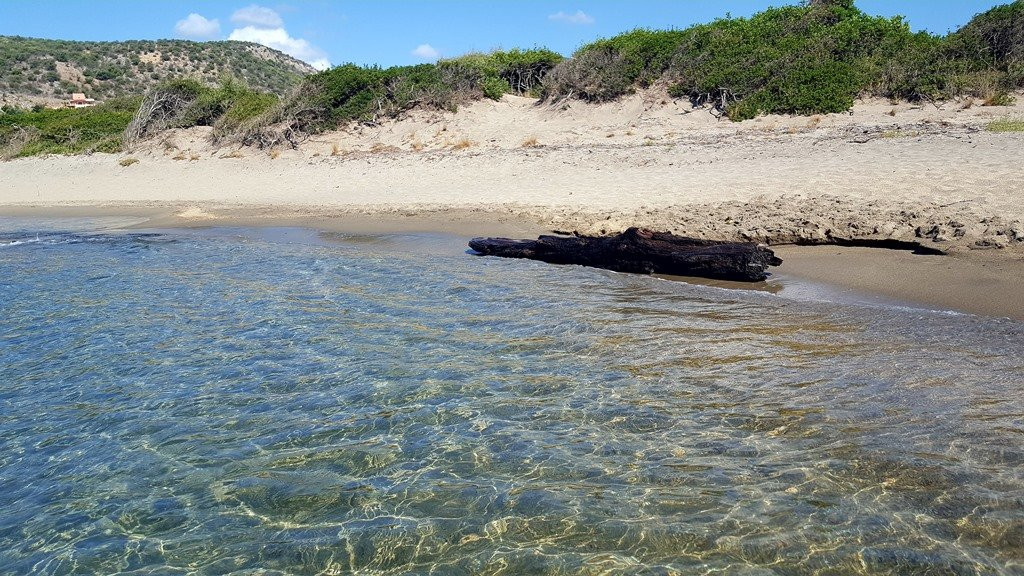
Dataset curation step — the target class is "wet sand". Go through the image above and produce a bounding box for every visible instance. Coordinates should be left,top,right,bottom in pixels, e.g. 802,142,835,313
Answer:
2,206,1021,321
773,245,1024,321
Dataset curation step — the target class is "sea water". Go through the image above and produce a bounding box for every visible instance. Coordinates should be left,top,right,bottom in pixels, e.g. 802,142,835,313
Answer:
0,220,1021,575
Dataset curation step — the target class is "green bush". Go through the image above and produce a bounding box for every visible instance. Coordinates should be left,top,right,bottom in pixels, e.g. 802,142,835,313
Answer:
0,97,138,157
251,49,563,140
122,77,280,146
481,76,511,100
491,48,563,94
436,49,563,99
547,0,1024,119
952,1,1024,86
217,90,277,132
590,29,688,88
542,30,685,102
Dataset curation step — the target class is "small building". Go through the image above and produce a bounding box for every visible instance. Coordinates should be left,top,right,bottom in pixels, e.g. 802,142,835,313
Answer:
67,93,97,108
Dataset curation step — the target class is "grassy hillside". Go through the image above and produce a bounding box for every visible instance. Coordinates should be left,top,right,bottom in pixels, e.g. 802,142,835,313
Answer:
0,36,314,100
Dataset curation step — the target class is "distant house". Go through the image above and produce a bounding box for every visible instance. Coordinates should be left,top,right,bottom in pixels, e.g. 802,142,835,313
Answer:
67,93,97,108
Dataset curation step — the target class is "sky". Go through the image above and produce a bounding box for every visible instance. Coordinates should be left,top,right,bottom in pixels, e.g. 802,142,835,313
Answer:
0,1,1009,71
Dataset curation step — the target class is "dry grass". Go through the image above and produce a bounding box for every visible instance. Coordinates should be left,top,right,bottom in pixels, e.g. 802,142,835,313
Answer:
219,149,244,159
118,157,139,167
982,92,1016,107
330,142,341,156
888,108,897,116
807,115,822,128
451,138,475,150
172,152,187,161
189,153,200,161
269,149,281,159
521,136,540,148
0,126,39,160
369,142,401,153
881,129,921,139
410,140,424,152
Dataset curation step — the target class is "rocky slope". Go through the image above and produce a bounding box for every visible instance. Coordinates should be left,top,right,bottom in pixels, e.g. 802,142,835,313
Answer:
0,36,314,105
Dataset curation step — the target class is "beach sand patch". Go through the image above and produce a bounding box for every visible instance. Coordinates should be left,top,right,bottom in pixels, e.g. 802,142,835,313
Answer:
176,207,217,220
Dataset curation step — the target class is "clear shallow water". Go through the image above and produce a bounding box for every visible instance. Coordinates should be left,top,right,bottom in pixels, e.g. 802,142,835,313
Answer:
1,221,1022,576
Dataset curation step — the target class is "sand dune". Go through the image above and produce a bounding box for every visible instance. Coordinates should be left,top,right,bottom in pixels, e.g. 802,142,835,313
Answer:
2,91,1022,255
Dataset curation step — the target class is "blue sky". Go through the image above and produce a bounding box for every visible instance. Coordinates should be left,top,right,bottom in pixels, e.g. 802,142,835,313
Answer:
0,1,1008,70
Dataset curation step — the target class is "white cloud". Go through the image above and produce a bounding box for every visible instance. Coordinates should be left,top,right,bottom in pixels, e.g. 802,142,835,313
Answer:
228,26,331,70
411,44,440,60
548,10,595,25
231,4,284,28
174,13,221,39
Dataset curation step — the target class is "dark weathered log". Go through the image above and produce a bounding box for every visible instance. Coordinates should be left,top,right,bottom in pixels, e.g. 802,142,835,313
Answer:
469,228,782,282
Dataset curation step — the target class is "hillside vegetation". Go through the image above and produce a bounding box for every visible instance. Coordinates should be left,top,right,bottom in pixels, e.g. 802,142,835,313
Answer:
0,36,314,101
245,0,1023,141
1,0,1022,158
237,48,563,145
0,78,278,158
544,0,1024,119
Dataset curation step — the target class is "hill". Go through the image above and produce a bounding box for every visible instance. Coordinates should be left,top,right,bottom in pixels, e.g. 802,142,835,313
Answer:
0,36,315,103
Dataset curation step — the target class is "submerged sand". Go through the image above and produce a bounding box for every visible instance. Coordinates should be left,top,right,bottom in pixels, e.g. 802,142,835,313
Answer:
2,92,1022,318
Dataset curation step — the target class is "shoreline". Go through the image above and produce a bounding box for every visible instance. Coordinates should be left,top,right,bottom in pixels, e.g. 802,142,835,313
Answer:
2,205,1021,321
2,96,1022,320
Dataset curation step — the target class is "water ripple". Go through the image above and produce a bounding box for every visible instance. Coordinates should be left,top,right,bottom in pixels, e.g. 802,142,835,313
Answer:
0,226,1021,575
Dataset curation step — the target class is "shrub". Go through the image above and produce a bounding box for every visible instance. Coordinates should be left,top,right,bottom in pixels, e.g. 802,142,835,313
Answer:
231,50,562,146
480,76,510,100
440,49,563,98
952,1,1024,87
543,46,631,102
545,0,1024,119
490,48,563,94
983,91,1017,105
123,77,279,146
216,90,277,132
0,96,138,157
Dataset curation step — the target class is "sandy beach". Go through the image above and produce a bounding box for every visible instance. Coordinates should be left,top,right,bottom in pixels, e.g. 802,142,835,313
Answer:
3,92,1023,318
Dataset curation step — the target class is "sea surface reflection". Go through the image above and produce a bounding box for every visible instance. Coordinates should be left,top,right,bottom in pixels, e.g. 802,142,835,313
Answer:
1,222,1021,575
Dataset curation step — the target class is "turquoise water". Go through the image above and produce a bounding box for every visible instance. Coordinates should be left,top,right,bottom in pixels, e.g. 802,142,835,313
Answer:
1,221,1022,575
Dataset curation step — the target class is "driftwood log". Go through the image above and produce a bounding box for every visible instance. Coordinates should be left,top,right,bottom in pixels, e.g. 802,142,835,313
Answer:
469,228,782,282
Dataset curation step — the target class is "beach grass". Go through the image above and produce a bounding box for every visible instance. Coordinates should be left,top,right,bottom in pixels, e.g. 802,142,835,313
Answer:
987,117,1024,132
